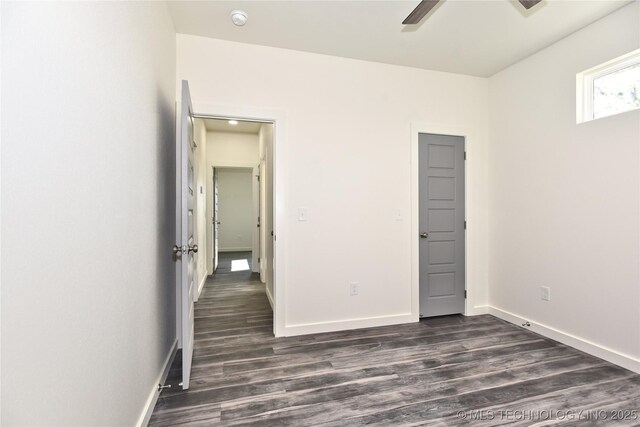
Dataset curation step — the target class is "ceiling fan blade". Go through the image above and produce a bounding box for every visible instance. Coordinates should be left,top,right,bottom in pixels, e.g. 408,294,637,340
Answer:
402,0,440,25
517,0,542,9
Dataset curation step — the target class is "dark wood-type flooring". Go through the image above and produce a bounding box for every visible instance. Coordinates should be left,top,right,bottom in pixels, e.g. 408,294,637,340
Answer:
150,252,640,426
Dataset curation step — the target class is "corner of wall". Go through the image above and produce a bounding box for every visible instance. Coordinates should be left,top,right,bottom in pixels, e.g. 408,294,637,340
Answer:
488,306,640,374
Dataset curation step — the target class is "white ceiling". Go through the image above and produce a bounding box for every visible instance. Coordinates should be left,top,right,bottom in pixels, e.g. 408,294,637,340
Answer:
167,0,631,77
199,117,262,134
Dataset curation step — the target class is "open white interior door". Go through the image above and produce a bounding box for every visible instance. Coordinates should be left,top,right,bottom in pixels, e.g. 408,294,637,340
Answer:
252,166,260,273
177,80,197,390
213,168,219,271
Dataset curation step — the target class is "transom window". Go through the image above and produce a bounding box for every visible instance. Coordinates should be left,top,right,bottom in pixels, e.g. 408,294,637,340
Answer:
577,49,640,123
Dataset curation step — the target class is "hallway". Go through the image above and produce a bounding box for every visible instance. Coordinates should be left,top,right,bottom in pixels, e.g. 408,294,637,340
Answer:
148,251,640,426
149,251,272,425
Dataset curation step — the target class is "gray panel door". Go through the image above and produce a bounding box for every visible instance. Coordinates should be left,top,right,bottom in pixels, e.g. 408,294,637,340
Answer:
419,133,465,317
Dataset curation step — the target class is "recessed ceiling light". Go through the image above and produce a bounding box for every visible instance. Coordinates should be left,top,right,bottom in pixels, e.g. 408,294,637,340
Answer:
228,120,238,125
230,10,248,27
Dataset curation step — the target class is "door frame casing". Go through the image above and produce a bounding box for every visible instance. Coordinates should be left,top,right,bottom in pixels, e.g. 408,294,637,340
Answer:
212,166,219,272
410,123,472,319
193,103,286,337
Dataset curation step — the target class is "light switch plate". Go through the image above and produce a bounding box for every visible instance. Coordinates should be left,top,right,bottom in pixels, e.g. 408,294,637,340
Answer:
350,282,359,296
540,286,550,301
298,207,309,221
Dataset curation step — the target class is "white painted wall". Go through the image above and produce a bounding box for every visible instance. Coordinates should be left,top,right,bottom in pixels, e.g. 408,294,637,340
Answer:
1,2,177,426
206,131,260,165
489,1,640,368
194,118,208,295
178,35,490,335
217,168,254,251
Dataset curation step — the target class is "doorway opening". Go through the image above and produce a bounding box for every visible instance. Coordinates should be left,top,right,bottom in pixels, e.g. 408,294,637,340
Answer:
213,167,255,272
175,81,281,391
191,115,275,319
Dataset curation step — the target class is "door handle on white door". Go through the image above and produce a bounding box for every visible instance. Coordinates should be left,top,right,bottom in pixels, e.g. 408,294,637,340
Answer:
420,232,428,239
188,245,198,254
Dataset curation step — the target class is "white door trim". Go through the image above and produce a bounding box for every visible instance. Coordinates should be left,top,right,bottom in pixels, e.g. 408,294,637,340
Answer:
193,103,287,337
411,123,475,319
251,165,260,273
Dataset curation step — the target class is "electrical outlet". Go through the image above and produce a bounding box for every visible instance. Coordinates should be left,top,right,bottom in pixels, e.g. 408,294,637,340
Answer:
540,286,550,301
350,282,359,296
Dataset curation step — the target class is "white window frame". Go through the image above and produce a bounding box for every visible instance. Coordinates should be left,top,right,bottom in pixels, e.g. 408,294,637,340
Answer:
576,48,640,123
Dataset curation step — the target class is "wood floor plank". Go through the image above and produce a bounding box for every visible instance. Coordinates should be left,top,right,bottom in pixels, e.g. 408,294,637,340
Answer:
148,251,640,426
342,366,627,426
149,403,221,427
454,376,640,427
218,352,604,424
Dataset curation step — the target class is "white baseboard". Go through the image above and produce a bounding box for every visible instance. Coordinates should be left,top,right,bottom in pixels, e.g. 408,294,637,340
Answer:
136,339,178,427
466,305,489,316
219,247,251,252
265,285,274,310
282,313,417,337
196,273,207,301
488,306,640,374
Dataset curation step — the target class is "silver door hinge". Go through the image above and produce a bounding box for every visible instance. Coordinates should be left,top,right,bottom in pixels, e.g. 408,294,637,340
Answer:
258,257,260,263
464,152,467,160
464,290,467,299
464,220,467,229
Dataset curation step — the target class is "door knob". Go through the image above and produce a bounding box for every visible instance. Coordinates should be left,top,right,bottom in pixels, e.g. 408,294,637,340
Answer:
189,244,198,254
172,245,184,255
420,232,429,239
